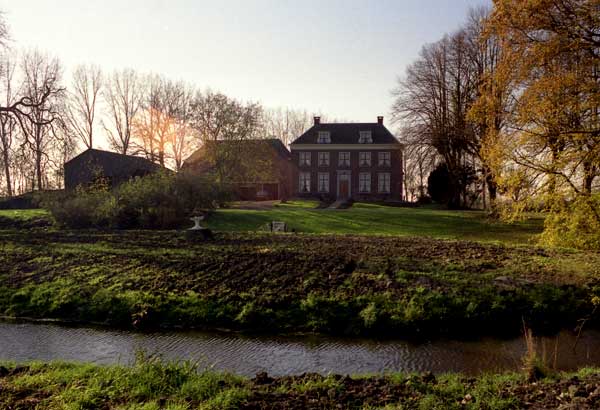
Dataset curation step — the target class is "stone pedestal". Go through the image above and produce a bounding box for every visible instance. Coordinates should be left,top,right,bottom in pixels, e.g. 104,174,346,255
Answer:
185,228,214,241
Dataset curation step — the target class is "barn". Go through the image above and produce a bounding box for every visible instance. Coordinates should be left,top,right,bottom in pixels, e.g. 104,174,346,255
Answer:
64,148,163,190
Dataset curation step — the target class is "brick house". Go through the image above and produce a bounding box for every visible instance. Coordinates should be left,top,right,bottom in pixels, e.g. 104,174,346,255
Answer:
182,138,292,200
289,117,403,201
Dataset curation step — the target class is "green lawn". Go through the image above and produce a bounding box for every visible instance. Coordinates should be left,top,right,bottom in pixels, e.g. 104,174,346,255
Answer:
0,208,47,220
0,202,544,245
0,203,543,246
207,201,544,245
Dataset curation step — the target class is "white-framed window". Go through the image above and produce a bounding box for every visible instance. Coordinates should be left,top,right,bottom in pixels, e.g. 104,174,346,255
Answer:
379,152,391,167
338,151,350,167
299,152,311,166
318,152,330,167
299,172,311,193
317,131,331,144
318,172,329,192
378,172,391,193
359,131,373,143
359,172,371,193
359,152,371,167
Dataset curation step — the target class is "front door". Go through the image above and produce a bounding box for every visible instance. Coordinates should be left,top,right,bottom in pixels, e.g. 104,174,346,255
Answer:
337,171,351,199
340,179,349,198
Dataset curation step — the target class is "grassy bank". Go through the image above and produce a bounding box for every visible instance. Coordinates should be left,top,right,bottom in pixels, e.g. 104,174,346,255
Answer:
0,201,544,245
1,360,599,409
0,219,598,337
208,202,543,245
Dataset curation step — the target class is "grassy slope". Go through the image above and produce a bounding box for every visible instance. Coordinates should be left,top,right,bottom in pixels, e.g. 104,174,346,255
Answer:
0,202,543,245
206,202,544,245
1,360,599,409
0,224,598,337
0,208,46,220
0,204,595,338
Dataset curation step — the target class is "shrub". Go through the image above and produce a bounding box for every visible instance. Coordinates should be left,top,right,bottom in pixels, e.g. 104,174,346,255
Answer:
416,194,432,205
359,302,378,328
540,194,600,250
45,172,232,229
428,162,477,208
45,183,116,228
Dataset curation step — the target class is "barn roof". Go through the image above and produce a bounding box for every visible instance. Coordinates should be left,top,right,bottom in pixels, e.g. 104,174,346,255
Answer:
64,148,163,176
182,138,290,169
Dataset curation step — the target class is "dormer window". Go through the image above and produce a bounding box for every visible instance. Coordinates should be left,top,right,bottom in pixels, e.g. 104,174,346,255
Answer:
359,131,372,144
317,131,331,144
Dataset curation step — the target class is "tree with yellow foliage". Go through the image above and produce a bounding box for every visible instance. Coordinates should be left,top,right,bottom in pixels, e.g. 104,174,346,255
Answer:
472,0,600,248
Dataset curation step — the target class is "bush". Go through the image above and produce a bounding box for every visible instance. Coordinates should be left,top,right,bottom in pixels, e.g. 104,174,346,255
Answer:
540,194,600,250
427,163,452,205
45,172,231,229
46,183,116,228
416,194,432,205
427,163,477,208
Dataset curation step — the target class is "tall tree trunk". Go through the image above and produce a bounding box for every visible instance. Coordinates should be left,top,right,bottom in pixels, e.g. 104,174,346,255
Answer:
2,150,12,196
484,165,498,208
0,129,12,196
36,150,43,191
582,159,595,195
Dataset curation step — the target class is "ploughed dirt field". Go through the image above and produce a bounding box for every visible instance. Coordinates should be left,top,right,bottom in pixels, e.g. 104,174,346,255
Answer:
1,362,600,409
0,228,599,336
242,371,600,410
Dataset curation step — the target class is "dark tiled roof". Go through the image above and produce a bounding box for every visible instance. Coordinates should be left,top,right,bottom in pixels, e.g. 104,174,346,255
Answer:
65,148,162,174
265,138,292,160
183,138,290,168
63,148,166,190
291,123,399,145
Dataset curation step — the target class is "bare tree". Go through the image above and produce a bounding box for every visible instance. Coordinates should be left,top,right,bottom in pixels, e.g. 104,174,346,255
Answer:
189,90,264,182
262,107,313,147
392,16,488,208
0,54,18,196
402,144,437,202
103,68,142,155
168,82,196,171
19,50,64,191
0,14,71,194
0,13,7,48
190,90,263,144
0,17,58,139
463,6,504,206
65,64,102,149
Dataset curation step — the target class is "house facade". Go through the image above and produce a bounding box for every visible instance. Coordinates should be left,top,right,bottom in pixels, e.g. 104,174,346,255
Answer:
290,117,403,201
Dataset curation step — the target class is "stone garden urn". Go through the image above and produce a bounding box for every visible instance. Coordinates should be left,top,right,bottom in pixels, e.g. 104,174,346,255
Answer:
186,214,213,241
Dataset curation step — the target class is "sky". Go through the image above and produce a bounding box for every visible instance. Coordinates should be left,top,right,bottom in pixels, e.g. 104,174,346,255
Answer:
2,0,490,142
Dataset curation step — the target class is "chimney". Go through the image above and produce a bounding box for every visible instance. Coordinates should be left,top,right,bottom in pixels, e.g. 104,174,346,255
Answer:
314,116,321,125
377,116,384,125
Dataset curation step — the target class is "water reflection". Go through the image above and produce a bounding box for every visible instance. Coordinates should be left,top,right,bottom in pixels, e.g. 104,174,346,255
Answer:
0,321,598,376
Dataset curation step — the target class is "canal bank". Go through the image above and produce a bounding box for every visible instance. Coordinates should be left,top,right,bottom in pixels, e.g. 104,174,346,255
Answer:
1,229,599,339
1,359,599,409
